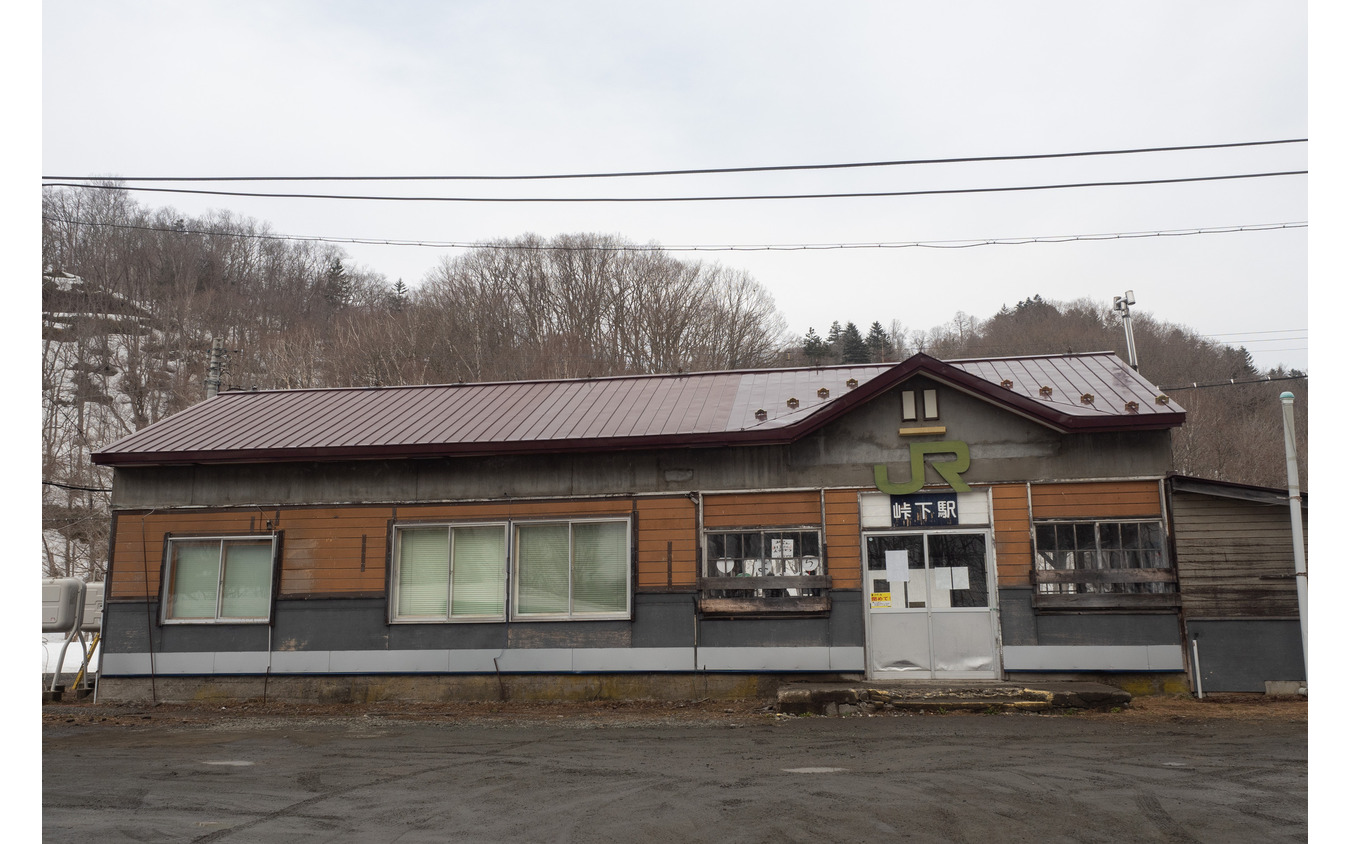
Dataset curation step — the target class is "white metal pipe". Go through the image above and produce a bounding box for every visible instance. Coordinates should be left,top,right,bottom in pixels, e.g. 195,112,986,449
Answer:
1191,636,1204,699
1280,392,1309,684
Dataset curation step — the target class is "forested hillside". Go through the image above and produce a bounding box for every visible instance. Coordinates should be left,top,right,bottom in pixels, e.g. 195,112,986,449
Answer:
41,186,1308,581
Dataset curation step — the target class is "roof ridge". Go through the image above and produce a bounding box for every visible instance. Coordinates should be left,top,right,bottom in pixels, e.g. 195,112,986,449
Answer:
945,350,1121,364
209,362,900,397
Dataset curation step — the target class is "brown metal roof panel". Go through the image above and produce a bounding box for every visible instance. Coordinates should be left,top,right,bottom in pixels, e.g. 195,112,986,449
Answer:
96,400,210,454
333,387,434,446
146,392,291,453
235,389,357,449
631,377,686,435
1036,357,1112,417
622,377,688,437
385,386,465,445
511,379,606,441
277,389,398,449
554,378,632,439
276,390,381,449
333,388,443,447
418,384,508,444
603,378,661,439
504,379,592,441
1062,355,1140,413
448,382,541,441
455,382,546,442
670,373,735,432
586,379,634,439
551,380,627,438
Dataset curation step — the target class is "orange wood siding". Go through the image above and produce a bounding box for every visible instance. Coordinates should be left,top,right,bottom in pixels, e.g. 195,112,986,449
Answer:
702,491,821,528
1030,481,1162,519
110,510,266,600
110,498,643,602
823,490,862,590
635,497,697,589
992,484,1033,588
276,507,394,597
396,498,632,522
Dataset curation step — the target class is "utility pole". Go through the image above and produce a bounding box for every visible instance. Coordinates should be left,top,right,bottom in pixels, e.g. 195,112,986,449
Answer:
1280,391,1308,685
205,337,224,399
1112,290,1139,371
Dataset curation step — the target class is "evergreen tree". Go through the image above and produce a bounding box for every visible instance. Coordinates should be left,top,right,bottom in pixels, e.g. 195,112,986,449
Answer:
840,321,868,364
322,257,352,309
802,327,828,364
388,278,410,312
865,321,893,362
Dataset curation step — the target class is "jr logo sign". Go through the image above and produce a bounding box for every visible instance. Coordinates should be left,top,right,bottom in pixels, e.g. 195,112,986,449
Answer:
873,441,972,495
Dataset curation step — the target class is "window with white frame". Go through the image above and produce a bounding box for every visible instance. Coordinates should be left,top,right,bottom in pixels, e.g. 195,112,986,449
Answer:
392,523,508,621
162,535,277,623
1033,519,1172,594
514,519,631,619
389,518,631,622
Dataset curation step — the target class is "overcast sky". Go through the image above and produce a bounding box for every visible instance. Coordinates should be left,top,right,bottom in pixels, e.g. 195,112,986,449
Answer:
37,1,1312,372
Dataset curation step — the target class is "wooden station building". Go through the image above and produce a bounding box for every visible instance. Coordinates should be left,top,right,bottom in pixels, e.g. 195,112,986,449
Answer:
88,351,1304,702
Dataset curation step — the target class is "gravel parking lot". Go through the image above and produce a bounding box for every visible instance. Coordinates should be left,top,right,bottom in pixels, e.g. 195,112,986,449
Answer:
43,696,1308,843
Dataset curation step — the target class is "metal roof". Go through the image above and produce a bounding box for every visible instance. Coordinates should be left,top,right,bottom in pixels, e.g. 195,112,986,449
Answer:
92,352,1184,466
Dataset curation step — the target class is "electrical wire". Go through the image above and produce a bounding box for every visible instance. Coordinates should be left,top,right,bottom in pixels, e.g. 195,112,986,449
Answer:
1161,374,1308,391
1202,328,1307,337
1208,336,1308,345
40,170,1308,203
41,138,1308,183
43,480,112,493
40,215,1308,253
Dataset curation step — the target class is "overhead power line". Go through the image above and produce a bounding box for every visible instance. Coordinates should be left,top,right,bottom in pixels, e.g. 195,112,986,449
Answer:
1161,374,1308,391
41,170,1308,203
1209,336,1308,345
43,480,112,493
41,216,1309,253
41,138,1308,183
1202,329,1307,337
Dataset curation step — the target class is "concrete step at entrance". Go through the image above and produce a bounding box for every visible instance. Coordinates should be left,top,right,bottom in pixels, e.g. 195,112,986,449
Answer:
777,680,1131,716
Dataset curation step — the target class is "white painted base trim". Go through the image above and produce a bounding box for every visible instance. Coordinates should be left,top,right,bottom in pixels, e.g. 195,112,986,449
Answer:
101,646,867,676
1002,644,1184,672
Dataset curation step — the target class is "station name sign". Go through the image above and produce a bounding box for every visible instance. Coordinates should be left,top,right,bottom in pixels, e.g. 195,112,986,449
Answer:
890,493,959,527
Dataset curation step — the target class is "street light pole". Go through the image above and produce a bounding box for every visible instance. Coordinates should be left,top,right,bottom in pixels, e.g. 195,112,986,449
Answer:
1279,391,1308,685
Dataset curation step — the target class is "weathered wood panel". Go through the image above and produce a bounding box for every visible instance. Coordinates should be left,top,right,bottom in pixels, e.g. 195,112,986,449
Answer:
992,484,1032,588
1173,491,1306,618
109,511,264,600
276,506,393,597
397,498,633,521
702,491,821,528
824,489,862,590
635,496,697,589
1030,480,1162,519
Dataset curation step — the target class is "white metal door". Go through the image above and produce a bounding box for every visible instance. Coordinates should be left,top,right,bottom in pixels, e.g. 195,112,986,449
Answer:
863,531,999,679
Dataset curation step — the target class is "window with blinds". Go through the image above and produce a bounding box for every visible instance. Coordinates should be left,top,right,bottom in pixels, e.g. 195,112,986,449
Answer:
514,519,630,620
163,535,277,623
392,524,508,621
390,518,630,623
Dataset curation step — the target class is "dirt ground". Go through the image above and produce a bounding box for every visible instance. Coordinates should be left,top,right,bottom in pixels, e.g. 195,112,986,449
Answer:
41,691,1308,730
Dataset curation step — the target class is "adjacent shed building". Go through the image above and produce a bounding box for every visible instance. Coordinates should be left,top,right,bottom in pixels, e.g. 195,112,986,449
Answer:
1168,475,1308,693
91,352,1199,702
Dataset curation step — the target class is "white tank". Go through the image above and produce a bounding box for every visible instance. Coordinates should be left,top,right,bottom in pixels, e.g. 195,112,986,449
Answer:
42,578,85,633
81,582,104,632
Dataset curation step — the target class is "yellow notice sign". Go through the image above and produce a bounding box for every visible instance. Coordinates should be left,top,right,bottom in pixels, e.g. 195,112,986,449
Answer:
870,592,892,608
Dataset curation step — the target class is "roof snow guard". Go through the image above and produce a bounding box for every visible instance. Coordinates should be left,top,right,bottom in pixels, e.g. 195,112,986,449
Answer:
91,353,1184,467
